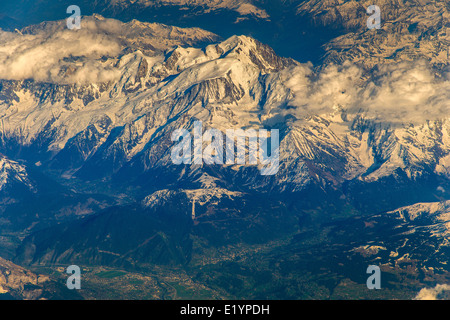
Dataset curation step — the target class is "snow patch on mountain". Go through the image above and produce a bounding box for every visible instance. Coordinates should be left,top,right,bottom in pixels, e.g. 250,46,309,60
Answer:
142,187,243,209
298,0,450,69
0,156,34,192
388,201,450,223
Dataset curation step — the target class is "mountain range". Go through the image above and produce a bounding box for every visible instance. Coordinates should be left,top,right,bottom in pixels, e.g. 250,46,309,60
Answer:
0,0,449,299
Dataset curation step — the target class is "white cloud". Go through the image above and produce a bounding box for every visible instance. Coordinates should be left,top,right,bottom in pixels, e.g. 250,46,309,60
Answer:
356,61,450,124
414,284,450,300
276,60,450,125
0,19,123,84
